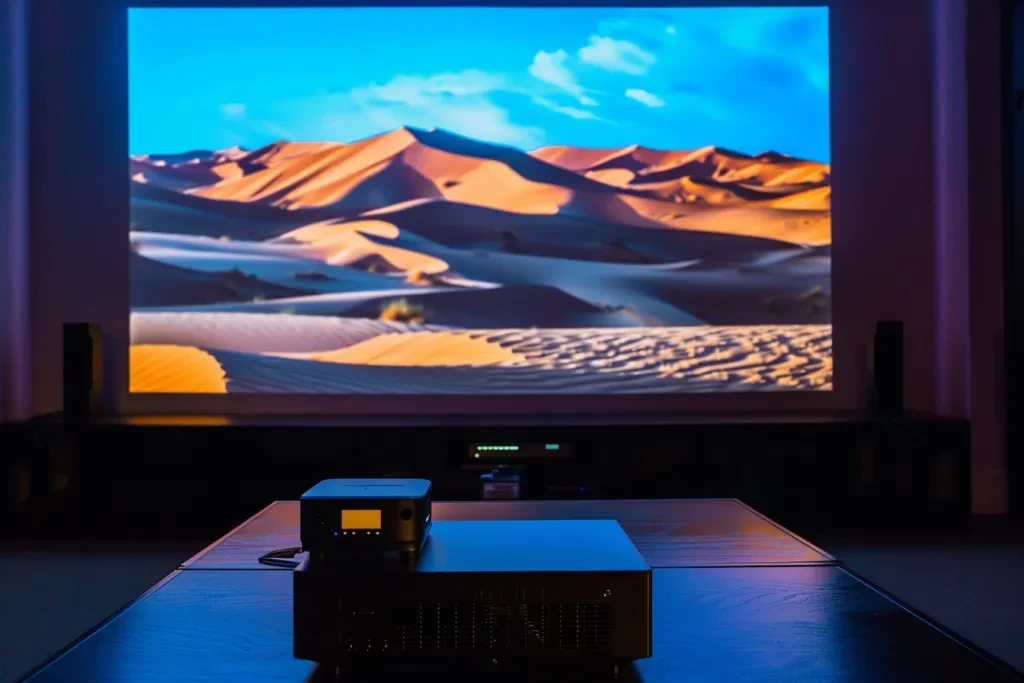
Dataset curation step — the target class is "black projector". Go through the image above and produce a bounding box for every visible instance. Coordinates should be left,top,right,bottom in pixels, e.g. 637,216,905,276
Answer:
294,519,652,668
300,478,432,559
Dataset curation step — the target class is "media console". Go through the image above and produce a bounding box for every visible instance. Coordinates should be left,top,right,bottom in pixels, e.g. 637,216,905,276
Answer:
1,411,970,539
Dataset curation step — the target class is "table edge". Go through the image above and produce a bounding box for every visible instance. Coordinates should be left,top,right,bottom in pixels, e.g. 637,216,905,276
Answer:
19,570,184,683
838,566,1024,681
733,499,836,562
180,500,288,569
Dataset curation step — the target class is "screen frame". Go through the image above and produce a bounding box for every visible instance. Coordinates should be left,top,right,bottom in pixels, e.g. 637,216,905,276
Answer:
118,0,842,415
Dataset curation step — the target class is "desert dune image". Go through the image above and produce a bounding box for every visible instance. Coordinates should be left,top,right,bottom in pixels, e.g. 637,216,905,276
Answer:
128,6,831,394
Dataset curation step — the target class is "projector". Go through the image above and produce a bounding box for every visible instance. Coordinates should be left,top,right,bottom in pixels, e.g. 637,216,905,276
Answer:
300,478,432,560
294,519,652,669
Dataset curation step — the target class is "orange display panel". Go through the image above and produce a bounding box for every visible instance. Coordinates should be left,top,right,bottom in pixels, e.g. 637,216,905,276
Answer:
341,510,382,530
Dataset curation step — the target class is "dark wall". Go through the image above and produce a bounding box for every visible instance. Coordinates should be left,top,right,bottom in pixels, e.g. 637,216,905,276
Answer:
1,0,30,422
1007,0,1024,520
965,0,1008,515
29,0,130,421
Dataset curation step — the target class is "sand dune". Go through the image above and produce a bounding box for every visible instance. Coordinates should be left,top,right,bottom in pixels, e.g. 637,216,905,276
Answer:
240,140,342,167
132,149,221,167
131,252,308,307
139,127,831,248
131,311,440,354
527,145,629,172
131,183,330,241
144,283,654,328
130,128,832,394
348,230,827,326
300,197,799,265
627,203,830,246
130,344,227,393
128,324,831,394
532,143,711,177
190,127,631,214
307,330,522,367
133,249,419,295
137,211,827,327
533,143,828,189
277,218,450,274
739,247,831,277
335,284,648,329
208,348,691,394
131,145,273,191
178,128,832,249
130,158,222,191
766,186,832,211
196,138,444,211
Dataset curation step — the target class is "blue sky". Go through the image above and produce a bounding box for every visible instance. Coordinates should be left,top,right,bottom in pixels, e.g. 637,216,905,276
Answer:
129,7,829,162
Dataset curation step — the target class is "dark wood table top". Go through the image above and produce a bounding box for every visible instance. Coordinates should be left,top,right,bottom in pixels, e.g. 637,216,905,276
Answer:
183,499,834,570
23,500,1021,682
25,568,1019,683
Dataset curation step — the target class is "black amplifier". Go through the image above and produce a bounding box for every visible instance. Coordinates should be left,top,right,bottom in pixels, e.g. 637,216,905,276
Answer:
294,519,652,669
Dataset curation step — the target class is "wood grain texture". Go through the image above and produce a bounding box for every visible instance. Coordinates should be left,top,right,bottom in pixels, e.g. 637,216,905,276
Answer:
637,567,1019,683
25,568,1018,683
182,499,833,570
24,571,314,683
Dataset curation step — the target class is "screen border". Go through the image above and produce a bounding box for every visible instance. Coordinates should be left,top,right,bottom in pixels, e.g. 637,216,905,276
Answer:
24,0,845,417
124,0,836,415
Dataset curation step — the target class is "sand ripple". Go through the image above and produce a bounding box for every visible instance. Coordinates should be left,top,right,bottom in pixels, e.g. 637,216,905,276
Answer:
130,345,227,393
131,312,442,354
130,325,830,394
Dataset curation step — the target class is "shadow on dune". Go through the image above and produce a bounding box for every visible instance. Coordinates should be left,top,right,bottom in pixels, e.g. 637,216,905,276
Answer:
129,127,832,332
130,252,308,307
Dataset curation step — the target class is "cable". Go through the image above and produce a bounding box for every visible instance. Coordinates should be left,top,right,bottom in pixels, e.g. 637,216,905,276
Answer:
258,546,304,569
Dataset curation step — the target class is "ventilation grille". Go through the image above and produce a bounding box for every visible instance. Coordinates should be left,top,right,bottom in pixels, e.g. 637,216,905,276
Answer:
338,600,613,655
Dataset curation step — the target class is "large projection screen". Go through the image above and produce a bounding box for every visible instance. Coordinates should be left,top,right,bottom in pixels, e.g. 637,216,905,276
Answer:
128,6,831,396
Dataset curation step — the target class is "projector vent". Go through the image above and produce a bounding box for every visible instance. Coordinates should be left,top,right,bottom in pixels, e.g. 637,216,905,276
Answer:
338,599,613,655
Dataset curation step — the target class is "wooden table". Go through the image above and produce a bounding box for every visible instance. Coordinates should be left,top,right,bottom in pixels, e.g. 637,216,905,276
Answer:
22,500,1021,682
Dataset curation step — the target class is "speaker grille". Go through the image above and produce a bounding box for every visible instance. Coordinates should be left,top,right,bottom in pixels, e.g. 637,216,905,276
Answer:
338,598,612,655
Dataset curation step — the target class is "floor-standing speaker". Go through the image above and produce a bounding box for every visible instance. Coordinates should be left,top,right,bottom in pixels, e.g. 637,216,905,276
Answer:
872,321,904,418
62,323,102,421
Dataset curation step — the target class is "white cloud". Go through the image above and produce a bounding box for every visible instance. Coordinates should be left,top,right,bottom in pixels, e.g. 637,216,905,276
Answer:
343,71,544,149
436,103,545,147
625,88,667,108
358,70,508,108
531,97,602,121
528,49,597,105
220,103,247,118
578,36,656,75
